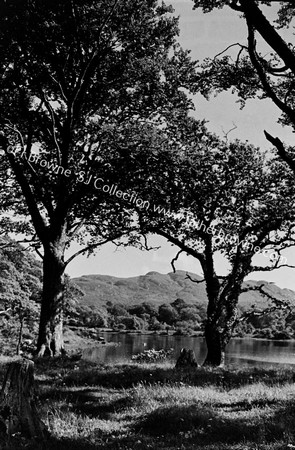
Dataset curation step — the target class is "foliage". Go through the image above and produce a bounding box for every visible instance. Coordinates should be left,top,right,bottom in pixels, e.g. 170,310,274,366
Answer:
131,348,174,363
0,0,198,260
192,0,295,173
0,239,42,354
158,304,179,326
128,114,295,364
65,289,294,338
0,0,199,354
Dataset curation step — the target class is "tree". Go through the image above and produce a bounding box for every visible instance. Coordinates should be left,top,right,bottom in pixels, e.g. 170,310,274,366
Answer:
192,0,295,173
0,0,197,355
158,304,179,325
0,239,42,355
137,116,295,366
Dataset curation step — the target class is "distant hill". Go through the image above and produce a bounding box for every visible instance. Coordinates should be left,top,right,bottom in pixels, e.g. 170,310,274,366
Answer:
73,270,294,311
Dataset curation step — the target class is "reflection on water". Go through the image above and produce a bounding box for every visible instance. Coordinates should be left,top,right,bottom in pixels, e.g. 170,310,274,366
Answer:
82,333,295,368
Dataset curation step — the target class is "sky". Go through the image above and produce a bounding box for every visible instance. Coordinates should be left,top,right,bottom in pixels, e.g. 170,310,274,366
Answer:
66,0,295,292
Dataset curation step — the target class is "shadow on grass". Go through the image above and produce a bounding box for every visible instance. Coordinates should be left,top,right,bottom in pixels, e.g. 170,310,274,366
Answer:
135,402,295,446
39,386,136,418
214,397,278,411
5,394,295,449
56,363,295,390
0,437,100,450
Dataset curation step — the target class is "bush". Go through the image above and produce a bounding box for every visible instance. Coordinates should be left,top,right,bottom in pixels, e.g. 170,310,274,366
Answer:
131,348,174,363
149,317,165,331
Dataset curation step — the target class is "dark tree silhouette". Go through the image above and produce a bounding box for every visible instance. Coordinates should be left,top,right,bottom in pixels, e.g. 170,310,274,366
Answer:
136,117,295,366
0,0,197,355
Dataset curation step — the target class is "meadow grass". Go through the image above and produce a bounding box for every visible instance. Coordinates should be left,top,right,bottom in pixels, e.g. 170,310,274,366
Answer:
1,357,295,449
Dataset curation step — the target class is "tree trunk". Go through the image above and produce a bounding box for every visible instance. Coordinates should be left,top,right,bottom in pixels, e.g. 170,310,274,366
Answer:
203,322,226,367
37,245,66,357
203,299,238,367
0,359,48,444
16,316,24,356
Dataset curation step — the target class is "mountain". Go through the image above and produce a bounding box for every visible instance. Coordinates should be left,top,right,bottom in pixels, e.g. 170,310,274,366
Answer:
73,270,294,310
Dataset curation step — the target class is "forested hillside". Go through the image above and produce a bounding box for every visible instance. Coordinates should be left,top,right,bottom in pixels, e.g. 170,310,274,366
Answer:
73,271,295,339
73,271,294,309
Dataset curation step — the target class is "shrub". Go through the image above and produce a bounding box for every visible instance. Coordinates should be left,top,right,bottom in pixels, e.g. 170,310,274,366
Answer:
131,348,174,363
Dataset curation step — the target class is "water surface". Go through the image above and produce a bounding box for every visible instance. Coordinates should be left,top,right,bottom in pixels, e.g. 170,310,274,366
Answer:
82,333,295,368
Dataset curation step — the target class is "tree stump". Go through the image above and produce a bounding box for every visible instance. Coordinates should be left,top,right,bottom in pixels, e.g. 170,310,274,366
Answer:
0,359,48,444
175,348,198,369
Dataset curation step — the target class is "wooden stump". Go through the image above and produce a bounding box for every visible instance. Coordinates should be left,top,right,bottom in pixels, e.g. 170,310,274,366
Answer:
0,359,48,444
175,348,198,369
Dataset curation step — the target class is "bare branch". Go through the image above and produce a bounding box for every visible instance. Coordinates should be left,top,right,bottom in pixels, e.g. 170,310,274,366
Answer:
252,263,295,271
34,246,44,260
214,43,247,60
112,233,161,252
67,219,86,241
41,91,62,165
141,234,160,251
239,283,292,323
171,250,183,273
185,273,205,284
98,0,120,36
65,232,127,266
267,64,289,75
264,131,295,174
240,0,295,75
246,20,295,126
150,228,206,265
221,122,237,141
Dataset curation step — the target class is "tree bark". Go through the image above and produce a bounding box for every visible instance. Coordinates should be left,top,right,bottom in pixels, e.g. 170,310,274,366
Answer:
240,0,295,75
37,244,66,357
16,316,24,356
203,321,226,367
203,291,239,367
0,359,48,443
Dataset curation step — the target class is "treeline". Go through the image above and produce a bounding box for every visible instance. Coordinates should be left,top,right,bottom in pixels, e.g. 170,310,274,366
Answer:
242,310,295,340
66,297,295,340
66,298,207,335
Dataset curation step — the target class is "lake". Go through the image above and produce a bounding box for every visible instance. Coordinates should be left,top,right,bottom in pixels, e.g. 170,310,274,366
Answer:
82,333,295,368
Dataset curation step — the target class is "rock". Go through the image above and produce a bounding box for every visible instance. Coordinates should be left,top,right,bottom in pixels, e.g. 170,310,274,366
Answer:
175,348,198,369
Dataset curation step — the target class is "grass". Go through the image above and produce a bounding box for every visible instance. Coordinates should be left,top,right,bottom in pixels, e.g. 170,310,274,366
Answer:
1,356,295,449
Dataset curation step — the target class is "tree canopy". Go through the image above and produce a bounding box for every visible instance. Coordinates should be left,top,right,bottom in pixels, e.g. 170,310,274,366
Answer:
192,0,295,173
0,0,198,355
132,115,295,365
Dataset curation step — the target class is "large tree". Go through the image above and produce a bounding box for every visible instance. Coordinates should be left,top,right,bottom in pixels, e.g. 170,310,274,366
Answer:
192,0,295,173
0,0,197,356
133,117,295,366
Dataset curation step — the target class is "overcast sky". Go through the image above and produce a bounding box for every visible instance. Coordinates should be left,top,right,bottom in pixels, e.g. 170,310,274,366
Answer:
66,0,295,292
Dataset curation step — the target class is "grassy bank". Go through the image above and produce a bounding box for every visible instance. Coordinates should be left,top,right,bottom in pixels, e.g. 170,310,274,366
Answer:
1,357,295,449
